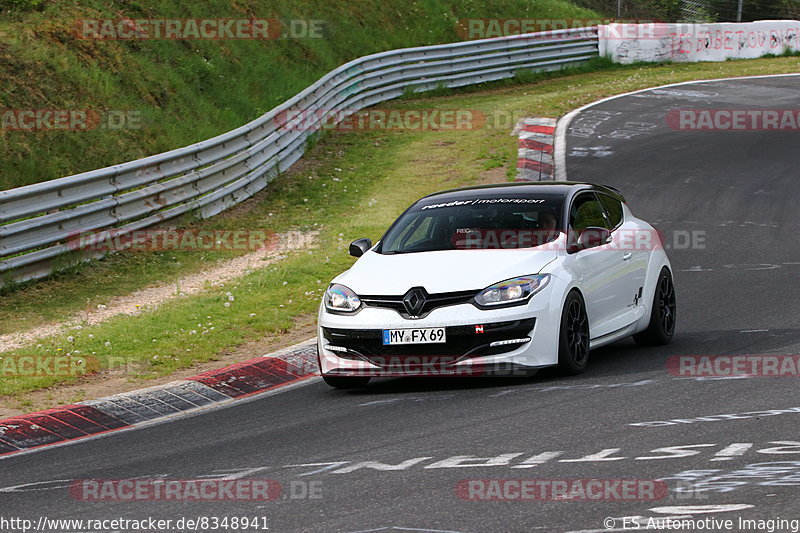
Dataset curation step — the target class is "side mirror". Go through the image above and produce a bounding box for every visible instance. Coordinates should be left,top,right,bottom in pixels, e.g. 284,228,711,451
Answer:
349,238,373,257
576,227,611,250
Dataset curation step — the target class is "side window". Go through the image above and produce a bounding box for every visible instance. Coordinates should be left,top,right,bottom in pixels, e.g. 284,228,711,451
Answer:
598,194,624,228
385,215,431,252
387,216,419,251
402,216,434,248
570,193,610,231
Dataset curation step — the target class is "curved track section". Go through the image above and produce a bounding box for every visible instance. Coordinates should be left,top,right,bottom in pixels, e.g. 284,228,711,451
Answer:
2,75,800,533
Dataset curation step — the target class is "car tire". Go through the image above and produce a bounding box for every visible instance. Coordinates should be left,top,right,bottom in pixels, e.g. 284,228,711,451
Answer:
322,375,371,389
558,291,590,375
633,268,676,346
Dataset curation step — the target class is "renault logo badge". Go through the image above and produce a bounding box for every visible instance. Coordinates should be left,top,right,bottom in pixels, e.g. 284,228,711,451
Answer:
402,287,427,316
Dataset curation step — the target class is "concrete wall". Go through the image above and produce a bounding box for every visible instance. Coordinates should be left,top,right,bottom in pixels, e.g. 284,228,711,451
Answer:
600,21,800,63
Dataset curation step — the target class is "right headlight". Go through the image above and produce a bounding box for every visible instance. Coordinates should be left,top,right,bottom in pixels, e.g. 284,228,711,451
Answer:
474,274,550,308
324,283,361,313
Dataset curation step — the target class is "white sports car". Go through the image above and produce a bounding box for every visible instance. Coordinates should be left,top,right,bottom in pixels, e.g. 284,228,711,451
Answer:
317,182,676,388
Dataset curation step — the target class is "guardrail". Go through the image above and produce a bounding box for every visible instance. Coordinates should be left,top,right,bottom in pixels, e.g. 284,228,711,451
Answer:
0,27,598,286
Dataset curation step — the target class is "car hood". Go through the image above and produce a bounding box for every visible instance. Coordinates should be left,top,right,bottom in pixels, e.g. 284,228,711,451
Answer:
333,247,558,295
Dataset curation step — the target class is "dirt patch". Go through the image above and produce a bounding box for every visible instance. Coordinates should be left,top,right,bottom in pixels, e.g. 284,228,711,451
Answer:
0,230,318,353
478,165,510,184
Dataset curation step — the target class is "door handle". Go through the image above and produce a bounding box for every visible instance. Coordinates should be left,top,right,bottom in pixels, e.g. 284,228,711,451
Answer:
622,252,632,261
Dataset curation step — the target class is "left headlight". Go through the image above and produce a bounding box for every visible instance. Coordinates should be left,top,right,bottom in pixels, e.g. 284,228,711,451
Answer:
324,283,361,313
474,274,550,308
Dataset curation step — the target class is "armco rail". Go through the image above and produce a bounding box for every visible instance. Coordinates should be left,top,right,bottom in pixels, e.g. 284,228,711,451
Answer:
0,28,598,285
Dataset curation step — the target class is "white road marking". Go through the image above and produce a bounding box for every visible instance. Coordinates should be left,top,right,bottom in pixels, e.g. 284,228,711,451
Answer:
560,448,626,462
358,395,456,407
349,526,468,533
636,444,716,460
710,443,755,461
568,146,615,157
7,442,800,493
394,528,471,533
486,379,657,398
553,72,800,181
196,467,272,479
284,462,351,476
630,407,800,427
358,399,403,407
663,460,800,494
338,457,434,473
723,263,781,270
511,451,564,468
649,504,753,514
424,454,523,469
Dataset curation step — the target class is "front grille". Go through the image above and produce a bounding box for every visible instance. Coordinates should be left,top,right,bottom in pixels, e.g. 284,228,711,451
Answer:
360,289,478,318
321,318,535,366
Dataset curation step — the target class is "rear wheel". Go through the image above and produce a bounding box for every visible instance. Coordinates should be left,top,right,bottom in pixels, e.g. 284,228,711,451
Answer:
322,375,371,389
558,291,590,375
633,268,676,346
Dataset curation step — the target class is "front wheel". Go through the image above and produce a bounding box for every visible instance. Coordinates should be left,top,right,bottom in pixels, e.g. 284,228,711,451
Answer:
633,268,676,346
322,375,371,389
558,291,590,375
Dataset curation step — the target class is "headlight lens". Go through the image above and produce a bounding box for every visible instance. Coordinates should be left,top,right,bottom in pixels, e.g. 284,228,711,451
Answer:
474,275,550,307
324,284,361,312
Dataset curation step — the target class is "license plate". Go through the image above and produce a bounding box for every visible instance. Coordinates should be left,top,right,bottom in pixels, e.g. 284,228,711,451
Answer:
382,328,446,345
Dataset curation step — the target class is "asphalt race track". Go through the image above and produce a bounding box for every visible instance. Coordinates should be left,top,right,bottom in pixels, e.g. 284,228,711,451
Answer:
2,75,800,533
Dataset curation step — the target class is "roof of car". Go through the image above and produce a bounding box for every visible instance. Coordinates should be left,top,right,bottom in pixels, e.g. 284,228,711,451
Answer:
421,181,625,203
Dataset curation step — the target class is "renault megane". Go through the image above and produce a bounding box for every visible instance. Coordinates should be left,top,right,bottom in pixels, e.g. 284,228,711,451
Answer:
317,182,676,388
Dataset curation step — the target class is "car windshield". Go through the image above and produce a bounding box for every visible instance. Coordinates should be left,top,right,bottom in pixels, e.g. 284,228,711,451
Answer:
379,194,564,254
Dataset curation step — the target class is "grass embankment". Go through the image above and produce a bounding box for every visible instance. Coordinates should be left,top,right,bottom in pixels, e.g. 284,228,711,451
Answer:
1,0,602,405
2,56,800,407
0,0,599,190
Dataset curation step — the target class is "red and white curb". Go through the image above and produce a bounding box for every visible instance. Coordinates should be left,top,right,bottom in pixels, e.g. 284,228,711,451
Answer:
0,339,319,457
515,117,556,181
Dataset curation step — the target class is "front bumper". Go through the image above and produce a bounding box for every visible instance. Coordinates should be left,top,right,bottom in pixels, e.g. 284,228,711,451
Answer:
323,318,534,371
317,296,561,376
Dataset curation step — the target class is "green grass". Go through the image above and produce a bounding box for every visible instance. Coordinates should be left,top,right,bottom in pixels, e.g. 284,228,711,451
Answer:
2,54,800,403
0,0,600,191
